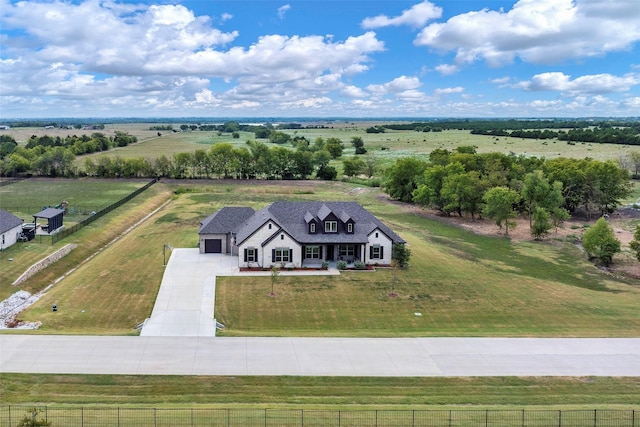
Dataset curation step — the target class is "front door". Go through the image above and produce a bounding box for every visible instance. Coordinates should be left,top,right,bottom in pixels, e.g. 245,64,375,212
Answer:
326,245,334,261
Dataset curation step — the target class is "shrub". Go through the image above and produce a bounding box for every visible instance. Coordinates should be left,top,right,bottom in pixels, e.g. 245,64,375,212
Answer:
354,260,366,270
321,261,329,270
336,260,347,270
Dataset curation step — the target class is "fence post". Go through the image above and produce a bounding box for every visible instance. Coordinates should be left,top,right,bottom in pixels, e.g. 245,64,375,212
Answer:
264,408,267,427
559,409,562,427
594,409,597,427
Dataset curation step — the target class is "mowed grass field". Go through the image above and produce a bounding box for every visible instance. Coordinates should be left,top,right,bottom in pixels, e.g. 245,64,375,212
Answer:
2,179,640,408
4,180,637,337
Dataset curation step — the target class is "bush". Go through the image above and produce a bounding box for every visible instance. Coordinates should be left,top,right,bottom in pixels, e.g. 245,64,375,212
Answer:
321,261,329,270
336,260,347,270
354,260,366,270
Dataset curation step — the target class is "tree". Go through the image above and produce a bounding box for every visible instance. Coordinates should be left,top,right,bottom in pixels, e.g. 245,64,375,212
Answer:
384,157,428,203
521,170,563,227
325,137,344,159
549,206,570,234
342,156,365,177
351,136,367,154
16,408,51,427
392,243,411,269
483,186,520,235
531,207,552,240
630,225,640,262
581,217,621,266
269,265,279,296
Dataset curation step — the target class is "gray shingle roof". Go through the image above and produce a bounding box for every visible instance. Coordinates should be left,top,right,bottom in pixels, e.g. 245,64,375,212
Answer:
198,207,255,234
0,208,23,234
33,207,65,219
235,201,405,246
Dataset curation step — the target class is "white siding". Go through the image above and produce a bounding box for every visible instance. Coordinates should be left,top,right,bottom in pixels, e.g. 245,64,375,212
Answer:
238,220,294,268
1,224,22,250
366,228,393,265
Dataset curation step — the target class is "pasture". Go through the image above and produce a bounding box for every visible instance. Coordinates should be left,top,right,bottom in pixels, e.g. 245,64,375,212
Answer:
6,123,637,174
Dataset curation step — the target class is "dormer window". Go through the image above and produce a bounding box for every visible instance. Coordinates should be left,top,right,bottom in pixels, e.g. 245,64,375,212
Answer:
325,221,337,233
310,223,316,233
347,223,353,233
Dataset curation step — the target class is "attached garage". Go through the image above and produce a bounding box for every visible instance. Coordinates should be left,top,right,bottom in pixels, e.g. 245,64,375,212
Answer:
204,238,222,253
197,207,256,255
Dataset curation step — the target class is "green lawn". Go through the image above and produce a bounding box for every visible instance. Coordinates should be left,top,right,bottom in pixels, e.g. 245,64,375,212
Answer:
1,374,639,408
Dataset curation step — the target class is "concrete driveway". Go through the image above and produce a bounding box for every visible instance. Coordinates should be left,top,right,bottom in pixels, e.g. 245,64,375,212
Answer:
140,249,339,337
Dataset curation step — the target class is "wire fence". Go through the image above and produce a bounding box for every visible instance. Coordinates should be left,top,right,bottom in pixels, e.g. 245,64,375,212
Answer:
0,407,637,427
42,178,158,245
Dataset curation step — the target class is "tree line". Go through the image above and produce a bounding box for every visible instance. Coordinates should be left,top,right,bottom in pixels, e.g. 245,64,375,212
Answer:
384,146,632,235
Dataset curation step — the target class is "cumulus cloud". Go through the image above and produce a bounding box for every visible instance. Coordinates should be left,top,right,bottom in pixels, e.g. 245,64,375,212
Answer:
415,0,640,67
434,86,464,95
367,76,422,95
362,1,442,29
0,1,387,115
517,72,640,95
435,64,459,75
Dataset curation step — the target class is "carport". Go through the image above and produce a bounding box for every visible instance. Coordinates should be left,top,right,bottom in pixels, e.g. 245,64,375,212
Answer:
32,207,64,233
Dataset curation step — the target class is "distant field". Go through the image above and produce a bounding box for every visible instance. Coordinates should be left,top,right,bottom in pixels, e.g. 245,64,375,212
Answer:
4,123,637,174
77,126,640,170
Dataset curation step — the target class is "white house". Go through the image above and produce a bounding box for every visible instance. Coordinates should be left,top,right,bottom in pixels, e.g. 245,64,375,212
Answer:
0,208,24,251
198,201,405,268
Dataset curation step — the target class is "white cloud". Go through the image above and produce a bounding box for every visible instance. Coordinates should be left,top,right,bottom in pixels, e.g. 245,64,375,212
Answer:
415,0,640,67
362,1,442,29
367,76,422,95
277,4,291,20
517,72,639,95
341,85,368,98
434,86,464,95
435,64,459,75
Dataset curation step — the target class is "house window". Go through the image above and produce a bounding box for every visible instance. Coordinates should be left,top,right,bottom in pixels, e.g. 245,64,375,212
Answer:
305,246,320,259
370,244,382,260
310,223,316,233
274,248,291,263
325,221,337,233
347,223,353,233
281,234,284,240
339,245,355,258
375,232,379,238
244,247,257,262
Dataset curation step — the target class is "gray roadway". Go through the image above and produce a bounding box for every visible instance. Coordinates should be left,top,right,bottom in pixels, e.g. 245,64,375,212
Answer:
1,336,639,376
2,250,639,377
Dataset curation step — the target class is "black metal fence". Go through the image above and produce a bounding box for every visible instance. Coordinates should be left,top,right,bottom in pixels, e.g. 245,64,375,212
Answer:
0,407,637,427
45,178,158,245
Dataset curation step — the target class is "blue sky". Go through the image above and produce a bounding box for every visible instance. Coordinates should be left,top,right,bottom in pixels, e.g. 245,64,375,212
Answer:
1,0,639,118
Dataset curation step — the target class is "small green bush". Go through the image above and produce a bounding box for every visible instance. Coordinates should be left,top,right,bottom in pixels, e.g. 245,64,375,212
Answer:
354,260,366,270
336,260,347,270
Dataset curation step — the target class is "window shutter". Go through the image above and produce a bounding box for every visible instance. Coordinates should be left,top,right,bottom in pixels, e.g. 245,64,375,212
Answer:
380,246,384,259
272,249,275,260
369,246,373,259
319,246,323,258
289,249,293,262
244,248,247,262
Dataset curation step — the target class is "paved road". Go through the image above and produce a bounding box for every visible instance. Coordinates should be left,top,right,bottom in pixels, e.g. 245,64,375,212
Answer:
1,336,639,376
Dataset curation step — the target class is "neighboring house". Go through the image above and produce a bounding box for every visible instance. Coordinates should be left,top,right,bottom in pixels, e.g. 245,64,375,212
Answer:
0,208,24,251
198,201,405,268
